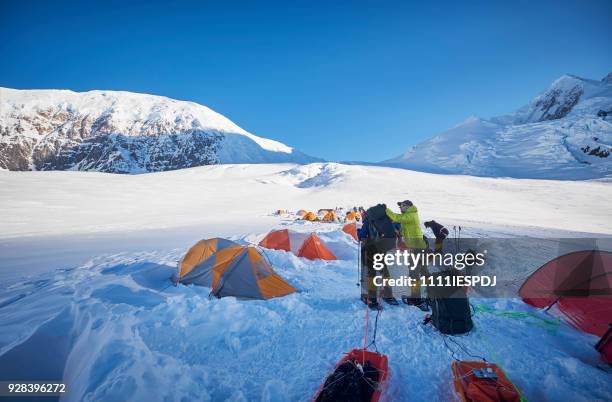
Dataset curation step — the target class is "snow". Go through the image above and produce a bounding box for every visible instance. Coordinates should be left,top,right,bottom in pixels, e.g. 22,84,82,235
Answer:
0,163,611,401
1,163,610,239
0,88,249,141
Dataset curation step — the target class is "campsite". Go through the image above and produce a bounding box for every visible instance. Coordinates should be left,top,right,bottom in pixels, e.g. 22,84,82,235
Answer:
0,163,610,401
1,1,611,400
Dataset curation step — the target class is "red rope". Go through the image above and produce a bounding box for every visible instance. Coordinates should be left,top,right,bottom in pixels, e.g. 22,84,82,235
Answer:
362,297,369,365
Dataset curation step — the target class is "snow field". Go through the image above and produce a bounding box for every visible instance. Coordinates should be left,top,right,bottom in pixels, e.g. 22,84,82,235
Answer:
0,225,610,401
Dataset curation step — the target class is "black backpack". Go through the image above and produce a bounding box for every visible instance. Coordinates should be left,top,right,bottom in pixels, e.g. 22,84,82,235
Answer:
365,204,397,240
427,273,473,335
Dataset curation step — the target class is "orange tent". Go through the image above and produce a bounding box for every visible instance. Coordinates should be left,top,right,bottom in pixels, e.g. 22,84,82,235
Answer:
302,211,318,221
342,222,358,241
346,211,360,221
259,229,337,260
176,238,296,299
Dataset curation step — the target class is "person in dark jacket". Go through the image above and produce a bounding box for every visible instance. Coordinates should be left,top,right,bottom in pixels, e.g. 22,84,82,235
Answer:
357,211,396,308
424,220,449,253
357,217,369,241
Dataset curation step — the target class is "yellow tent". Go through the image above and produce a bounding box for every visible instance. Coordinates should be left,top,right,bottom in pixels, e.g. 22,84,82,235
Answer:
346,211,360,221
176,238,296,300
302,211,318,221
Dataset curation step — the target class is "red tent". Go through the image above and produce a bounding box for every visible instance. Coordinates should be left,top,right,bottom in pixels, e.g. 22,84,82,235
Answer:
342,222,357,241
519,250,612,337
259,229,337,260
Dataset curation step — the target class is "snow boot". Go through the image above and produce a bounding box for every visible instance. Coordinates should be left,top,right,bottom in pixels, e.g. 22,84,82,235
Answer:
401,296,418,305
402,296,430,311
361,295,382,310
383,297,399,306
415,300,430,312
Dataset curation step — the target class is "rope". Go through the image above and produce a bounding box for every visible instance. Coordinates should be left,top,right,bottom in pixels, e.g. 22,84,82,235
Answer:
474,329,529,402
366,301,382,353
437,330,486,362
158,282,174,293
472,304,560,330
448,336,487,362
362,298,369,365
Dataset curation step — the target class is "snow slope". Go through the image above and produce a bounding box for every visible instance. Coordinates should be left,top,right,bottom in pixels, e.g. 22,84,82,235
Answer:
0,88,320,173
386,73,612,179
0,164,611,401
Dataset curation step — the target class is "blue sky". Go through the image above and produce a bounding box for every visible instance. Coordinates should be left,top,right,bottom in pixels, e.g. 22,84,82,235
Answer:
1,0,611,162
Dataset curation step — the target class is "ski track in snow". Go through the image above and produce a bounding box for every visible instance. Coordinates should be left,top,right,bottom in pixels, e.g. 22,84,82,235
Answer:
0,163,611,401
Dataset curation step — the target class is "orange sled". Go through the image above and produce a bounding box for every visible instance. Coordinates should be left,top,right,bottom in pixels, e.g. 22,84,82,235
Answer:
452,361,521,402
313,349,389,402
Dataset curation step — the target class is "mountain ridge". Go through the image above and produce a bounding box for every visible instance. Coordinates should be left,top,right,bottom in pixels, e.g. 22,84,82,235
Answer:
0,87,321,173
385,72,612,180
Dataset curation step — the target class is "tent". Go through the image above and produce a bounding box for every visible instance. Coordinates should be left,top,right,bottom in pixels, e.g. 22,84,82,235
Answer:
342,222,358,241
346,211,360,221
302,211,318,221
519,250,612,337
259,229,337,260
321,210,337,222
297,209,308,217
275,209,287,215
176,238,296,300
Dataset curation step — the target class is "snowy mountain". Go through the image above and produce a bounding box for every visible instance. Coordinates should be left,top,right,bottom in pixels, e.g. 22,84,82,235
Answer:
0,88,320,173
385,73,612,179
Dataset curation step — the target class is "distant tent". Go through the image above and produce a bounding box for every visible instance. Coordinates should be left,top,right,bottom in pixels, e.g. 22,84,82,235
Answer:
297,209,308,217
346,211,360,221
259,229,337,260
342,222,358,241
321,210,337,222
519,250,612,337
303,212,318,221
275,209,287,215
176,238,296,300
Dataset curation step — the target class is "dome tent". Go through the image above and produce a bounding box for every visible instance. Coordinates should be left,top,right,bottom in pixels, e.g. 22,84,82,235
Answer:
346,211,360,221
321,210,337,222
519,250,612,337
342,222,358,241
302,211,318,221
176,238,296,300
259,229,337,260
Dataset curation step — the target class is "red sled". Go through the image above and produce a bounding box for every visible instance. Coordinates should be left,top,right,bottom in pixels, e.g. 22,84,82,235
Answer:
595,325,612,365
313,349,389,402
452,361,521,402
